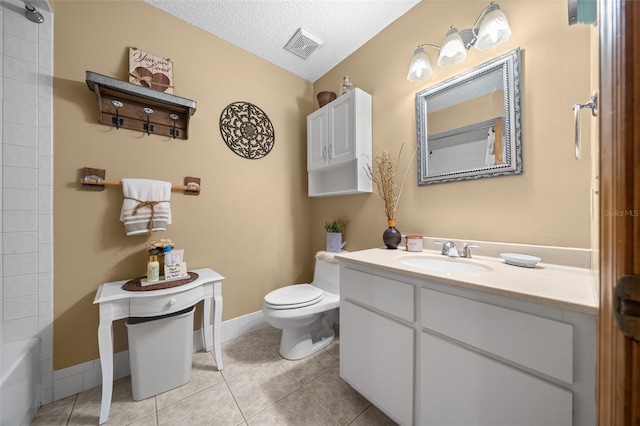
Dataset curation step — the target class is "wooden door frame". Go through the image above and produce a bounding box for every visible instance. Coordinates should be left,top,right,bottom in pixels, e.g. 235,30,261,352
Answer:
598,0,639,424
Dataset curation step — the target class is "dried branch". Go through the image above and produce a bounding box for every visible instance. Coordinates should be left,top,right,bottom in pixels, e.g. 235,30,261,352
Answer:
365,143,417,220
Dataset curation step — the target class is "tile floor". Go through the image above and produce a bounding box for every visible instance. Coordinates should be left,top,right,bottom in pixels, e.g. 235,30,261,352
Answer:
33,327,397,425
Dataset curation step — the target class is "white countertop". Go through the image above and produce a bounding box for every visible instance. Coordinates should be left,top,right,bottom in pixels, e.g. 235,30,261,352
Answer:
336,248,598,315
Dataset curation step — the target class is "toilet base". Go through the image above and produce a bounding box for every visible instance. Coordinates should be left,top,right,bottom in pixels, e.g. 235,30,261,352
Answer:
279,310,336,360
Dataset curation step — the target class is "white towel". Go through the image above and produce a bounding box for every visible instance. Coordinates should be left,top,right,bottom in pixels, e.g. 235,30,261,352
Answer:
315,250,347,264
120,178,172,236
484,127,496,167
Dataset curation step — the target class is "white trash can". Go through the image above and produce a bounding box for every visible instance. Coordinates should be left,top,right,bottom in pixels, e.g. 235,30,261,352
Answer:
126,306,194,400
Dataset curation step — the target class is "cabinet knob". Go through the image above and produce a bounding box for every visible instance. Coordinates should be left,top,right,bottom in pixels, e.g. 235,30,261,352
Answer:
168,298,177,306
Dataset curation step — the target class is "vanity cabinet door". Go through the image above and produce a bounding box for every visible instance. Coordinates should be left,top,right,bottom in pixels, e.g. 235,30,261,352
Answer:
340,300,414,426
421,288,573,383
420,331,572,426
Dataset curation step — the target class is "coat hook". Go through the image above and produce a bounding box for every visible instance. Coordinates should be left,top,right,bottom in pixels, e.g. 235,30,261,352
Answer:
111,100,124,129
143,107,154,135
169,113,180,139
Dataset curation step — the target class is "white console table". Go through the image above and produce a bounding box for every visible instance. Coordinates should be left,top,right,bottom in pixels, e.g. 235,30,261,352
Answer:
93,267,224,424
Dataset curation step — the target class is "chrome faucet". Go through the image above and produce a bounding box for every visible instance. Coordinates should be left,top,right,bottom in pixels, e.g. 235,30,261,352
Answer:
435,241,480,258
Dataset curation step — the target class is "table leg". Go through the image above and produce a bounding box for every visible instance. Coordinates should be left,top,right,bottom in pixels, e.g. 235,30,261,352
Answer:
213,283,223,370
97,315,114,424
203,297,213,352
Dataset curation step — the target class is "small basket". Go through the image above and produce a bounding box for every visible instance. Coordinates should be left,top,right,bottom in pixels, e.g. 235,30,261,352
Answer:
317,91,337,108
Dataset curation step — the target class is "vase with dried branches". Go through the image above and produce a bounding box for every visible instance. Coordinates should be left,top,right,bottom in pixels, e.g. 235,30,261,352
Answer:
365,144,416,249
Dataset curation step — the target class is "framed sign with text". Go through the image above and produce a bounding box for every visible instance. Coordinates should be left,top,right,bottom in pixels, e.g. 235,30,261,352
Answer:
128,47,174,93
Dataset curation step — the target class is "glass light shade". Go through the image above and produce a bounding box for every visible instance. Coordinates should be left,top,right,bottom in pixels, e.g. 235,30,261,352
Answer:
407,47,433,82
475,6,512,50
437,28,467,67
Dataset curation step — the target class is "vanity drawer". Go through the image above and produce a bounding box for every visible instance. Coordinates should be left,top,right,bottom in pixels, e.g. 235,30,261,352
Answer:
341,266,414,322
130,286,203,317
421,288,573,383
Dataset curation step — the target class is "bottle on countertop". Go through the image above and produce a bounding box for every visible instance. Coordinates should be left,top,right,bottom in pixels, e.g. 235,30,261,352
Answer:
164,245,173,266
147,255,159,282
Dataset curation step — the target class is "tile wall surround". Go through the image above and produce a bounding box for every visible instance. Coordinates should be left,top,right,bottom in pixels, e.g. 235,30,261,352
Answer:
1,0,54,405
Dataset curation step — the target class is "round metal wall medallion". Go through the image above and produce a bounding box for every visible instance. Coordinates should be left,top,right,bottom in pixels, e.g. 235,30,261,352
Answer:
219,102,275,159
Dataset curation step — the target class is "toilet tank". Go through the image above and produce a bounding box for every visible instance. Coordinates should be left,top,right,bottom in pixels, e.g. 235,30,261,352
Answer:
311,251,341,295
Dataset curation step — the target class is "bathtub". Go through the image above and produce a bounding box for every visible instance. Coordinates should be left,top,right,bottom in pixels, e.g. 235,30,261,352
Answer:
1,338,41,426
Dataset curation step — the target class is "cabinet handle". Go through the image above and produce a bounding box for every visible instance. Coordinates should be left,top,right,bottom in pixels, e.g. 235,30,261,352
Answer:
323,147,327,161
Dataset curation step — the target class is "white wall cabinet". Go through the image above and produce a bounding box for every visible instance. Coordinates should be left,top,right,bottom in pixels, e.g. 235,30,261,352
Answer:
307,88,372,197
339,262,596,426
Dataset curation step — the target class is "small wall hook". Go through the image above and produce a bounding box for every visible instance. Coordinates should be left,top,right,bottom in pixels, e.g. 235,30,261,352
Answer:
111,100,124,129
169,113,180,139
143,107,154,135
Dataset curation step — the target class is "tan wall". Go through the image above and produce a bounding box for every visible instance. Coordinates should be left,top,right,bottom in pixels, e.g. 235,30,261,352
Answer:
53,1,313,369
311,0,593,254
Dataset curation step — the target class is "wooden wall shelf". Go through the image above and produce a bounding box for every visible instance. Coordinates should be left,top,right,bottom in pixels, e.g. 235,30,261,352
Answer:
85,71,197,140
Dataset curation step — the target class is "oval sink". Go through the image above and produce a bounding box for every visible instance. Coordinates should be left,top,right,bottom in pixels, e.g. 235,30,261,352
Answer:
399,256,492,274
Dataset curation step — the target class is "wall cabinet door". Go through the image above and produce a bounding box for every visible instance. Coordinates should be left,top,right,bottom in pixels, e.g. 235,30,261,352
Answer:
340,300,414,426
326,94,355,165
307,108,328,171
420,331,573,426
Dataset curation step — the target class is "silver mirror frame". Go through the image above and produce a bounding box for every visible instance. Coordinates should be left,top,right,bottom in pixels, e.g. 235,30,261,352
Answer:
415,48,522,185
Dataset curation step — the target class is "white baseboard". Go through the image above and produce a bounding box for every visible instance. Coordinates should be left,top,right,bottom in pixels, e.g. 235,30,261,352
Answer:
51,310,268,402
193,309,269,351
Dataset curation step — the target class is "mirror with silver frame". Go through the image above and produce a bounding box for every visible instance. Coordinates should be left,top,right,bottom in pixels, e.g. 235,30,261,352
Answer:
415,48,522,185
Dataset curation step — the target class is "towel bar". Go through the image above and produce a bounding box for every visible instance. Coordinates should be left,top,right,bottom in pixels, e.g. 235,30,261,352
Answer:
572,91,598,160
80,167,201,195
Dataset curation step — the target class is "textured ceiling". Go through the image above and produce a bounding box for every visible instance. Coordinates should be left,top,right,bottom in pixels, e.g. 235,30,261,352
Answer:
143,0,421,82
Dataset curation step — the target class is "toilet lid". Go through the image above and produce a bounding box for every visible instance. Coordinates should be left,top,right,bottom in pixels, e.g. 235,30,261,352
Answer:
264,284,324,309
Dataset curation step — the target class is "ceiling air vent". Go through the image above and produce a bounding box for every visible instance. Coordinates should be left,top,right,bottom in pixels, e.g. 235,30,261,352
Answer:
284,28,323,59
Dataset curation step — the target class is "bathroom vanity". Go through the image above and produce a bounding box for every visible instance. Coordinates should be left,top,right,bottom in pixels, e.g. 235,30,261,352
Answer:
336,248,597,426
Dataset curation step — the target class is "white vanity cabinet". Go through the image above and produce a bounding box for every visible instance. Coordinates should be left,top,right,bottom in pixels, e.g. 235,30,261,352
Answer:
340,268,415,425
420,288,574,426
307,88,372,197
339,261,596,426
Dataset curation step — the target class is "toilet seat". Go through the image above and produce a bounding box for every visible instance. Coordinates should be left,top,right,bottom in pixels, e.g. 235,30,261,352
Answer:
264,284,324,310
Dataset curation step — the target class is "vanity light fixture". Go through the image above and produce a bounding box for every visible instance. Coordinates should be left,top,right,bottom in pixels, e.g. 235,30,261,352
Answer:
407,2,512,82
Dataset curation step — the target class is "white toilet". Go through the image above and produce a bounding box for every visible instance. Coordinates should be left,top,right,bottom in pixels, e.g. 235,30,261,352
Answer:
262,251,341,360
